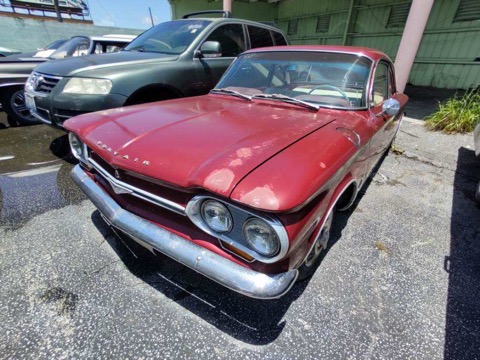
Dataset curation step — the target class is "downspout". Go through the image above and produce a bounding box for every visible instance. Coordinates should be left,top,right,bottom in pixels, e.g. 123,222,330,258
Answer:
394,0,435,93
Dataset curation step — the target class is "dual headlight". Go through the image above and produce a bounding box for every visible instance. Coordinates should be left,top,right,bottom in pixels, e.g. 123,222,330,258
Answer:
196,198,282,258
63,77,112,95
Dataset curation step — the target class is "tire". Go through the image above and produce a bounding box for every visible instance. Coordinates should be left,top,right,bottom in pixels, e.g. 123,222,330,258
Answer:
0,86,40,126
297,210,334,281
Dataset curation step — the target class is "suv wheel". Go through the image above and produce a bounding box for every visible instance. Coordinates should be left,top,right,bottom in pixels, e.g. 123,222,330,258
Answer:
1,86,40,126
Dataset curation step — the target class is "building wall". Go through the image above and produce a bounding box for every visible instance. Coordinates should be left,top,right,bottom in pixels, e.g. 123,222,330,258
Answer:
168,0,278,23
171,0,480,89
277,0,480,90
0,15,142,52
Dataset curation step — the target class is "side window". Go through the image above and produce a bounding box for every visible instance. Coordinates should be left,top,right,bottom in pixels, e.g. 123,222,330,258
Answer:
248,26,274,49
372,62,389,106
272,31,287,46
205,24,246,57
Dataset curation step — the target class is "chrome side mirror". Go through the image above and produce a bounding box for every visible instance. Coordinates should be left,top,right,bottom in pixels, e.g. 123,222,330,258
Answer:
380,98,400,117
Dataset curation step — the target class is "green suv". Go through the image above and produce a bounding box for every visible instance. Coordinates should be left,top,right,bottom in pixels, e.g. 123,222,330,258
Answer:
25,11,287,128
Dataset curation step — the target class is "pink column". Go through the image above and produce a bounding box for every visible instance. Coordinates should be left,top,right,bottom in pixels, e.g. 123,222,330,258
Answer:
223,0,232,12
394,0,435,93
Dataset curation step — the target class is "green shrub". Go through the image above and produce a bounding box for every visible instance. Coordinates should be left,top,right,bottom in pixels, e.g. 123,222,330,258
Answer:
425,90,480,133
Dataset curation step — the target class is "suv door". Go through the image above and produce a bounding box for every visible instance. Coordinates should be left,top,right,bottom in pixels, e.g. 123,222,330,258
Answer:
195,23,246,92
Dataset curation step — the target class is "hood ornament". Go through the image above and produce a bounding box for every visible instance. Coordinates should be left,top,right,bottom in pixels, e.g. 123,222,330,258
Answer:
114,169,120,179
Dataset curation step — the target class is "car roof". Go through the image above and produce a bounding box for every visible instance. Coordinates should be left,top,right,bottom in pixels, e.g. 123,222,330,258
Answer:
242,45,389,62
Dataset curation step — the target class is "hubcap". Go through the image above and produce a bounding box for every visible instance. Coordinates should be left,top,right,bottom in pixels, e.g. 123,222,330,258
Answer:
11,90,37,122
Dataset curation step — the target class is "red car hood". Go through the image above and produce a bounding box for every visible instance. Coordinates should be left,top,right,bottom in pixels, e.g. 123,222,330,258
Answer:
65,95,336,197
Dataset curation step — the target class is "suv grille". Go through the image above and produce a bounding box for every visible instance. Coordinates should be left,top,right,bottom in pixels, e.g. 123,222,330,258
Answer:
30,72,62,94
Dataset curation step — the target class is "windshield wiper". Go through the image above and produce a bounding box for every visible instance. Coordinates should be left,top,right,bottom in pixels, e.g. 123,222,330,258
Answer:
252,93,319,111
210,88,252,101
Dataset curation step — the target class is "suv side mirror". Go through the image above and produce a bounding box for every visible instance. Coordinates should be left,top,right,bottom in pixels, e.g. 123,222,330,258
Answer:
198,41,222,58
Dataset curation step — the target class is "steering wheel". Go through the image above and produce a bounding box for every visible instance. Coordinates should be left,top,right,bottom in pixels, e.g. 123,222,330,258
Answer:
308,84,350,102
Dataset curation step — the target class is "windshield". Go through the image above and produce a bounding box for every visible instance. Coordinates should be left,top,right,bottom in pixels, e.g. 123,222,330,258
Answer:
124,20,211,55
215,51,372,109
49,36,91,59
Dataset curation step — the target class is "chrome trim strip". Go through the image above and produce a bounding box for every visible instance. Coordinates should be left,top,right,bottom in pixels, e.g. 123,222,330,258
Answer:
71,165,298,299
88,158,186,216
186,195,290,264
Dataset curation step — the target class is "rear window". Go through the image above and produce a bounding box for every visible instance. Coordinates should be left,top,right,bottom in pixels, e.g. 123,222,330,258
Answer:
248,26,274,48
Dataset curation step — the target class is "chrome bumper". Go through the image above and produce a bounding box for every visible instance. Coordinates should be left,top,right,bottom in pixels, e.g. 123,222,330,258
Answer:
71,165,298,299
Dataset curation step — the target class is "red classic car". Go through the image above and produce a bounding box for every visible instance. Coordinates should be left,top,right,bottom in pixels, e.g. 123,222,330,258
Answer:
65,45,408,299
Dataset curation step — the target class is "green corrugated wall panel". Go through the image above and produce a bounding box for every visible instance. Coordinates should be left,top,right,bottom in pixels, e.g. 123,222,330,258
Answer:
277,0,351,19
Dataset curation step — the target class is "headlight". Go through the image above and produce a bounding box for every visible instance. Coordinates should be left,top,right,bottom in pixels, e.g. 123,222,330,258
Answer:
68,132,83,159
201,200,233,233
243,218,280,257
63,78,112,95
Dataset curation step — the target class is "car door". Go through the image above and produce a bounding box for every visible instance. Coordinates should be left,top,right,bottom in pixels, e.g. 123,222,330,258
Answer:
367,61,401,169
195,23,246,92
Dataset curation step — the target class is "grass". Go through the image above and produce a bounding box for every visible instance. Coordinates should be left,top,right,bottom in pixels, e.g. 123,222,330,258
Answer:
425,89,480,134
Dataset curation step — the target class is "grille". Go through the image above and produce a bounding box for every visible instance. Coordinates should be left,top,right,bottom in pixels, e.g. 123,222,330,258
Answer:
32,72,62,94
89,152,190,215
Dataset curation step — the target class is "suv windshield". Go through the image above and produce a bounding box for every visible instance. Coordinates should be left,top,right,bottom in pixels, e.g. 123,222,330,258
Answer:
50,36,90,59
124,20,211,55
215,51,372,109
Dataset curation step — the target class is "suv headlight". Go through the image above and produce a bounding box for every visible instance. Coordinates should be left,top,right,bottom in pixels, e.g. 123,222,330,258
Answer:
243,218,280,257
63,78,112,95
201,200,233,233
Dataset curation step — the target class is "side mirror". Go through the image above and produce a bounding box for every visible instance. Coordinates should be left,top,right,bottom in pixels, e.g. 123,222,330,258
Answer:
379,98,400,117
197,41,222,58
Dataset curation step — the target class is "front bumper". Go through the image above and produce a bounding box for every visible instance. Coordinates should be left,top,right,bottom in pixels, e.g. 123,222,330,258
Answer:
71,165,298,299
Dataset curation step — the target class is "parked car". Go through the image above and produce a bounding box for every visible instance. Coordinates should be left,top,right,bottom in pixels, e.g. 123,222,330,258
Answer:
65,45,408,299
474,122,480,202
0,35,136,126
25,11,288,129
33,39,68,58
0,46,21,57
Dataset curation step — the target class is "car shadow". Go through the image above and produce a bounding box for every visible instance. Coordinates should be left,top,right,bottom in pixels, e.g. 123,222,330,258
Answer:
443,147,480,359
91,210,308,344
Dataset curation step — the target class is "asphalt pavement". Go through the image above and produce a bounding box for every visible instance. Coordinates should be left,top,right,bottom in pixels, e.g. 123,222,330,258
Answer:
1,113,479,359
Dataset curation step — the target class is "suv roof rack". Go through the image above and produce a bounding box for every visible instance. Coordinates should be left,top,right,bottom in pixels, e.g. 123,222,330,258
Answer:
182,10,231,19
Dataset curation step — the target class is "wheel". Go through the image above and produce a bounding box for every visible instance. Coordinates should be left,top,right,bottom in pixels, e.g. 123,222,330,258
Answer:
297,210,334,281
308,84,350,102
0,86,40,126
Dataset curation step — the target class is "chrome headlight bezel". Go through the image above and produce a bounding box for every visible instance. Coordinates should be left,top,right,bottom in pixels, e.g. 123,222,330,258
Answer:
62,77,113,95
186,195,289,263
68,132,89,166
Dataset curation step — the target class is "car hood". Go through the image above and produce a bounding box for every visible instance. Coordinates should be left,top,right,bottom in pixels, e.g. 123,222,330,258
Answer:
65,95,336,198
34,51,179,77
